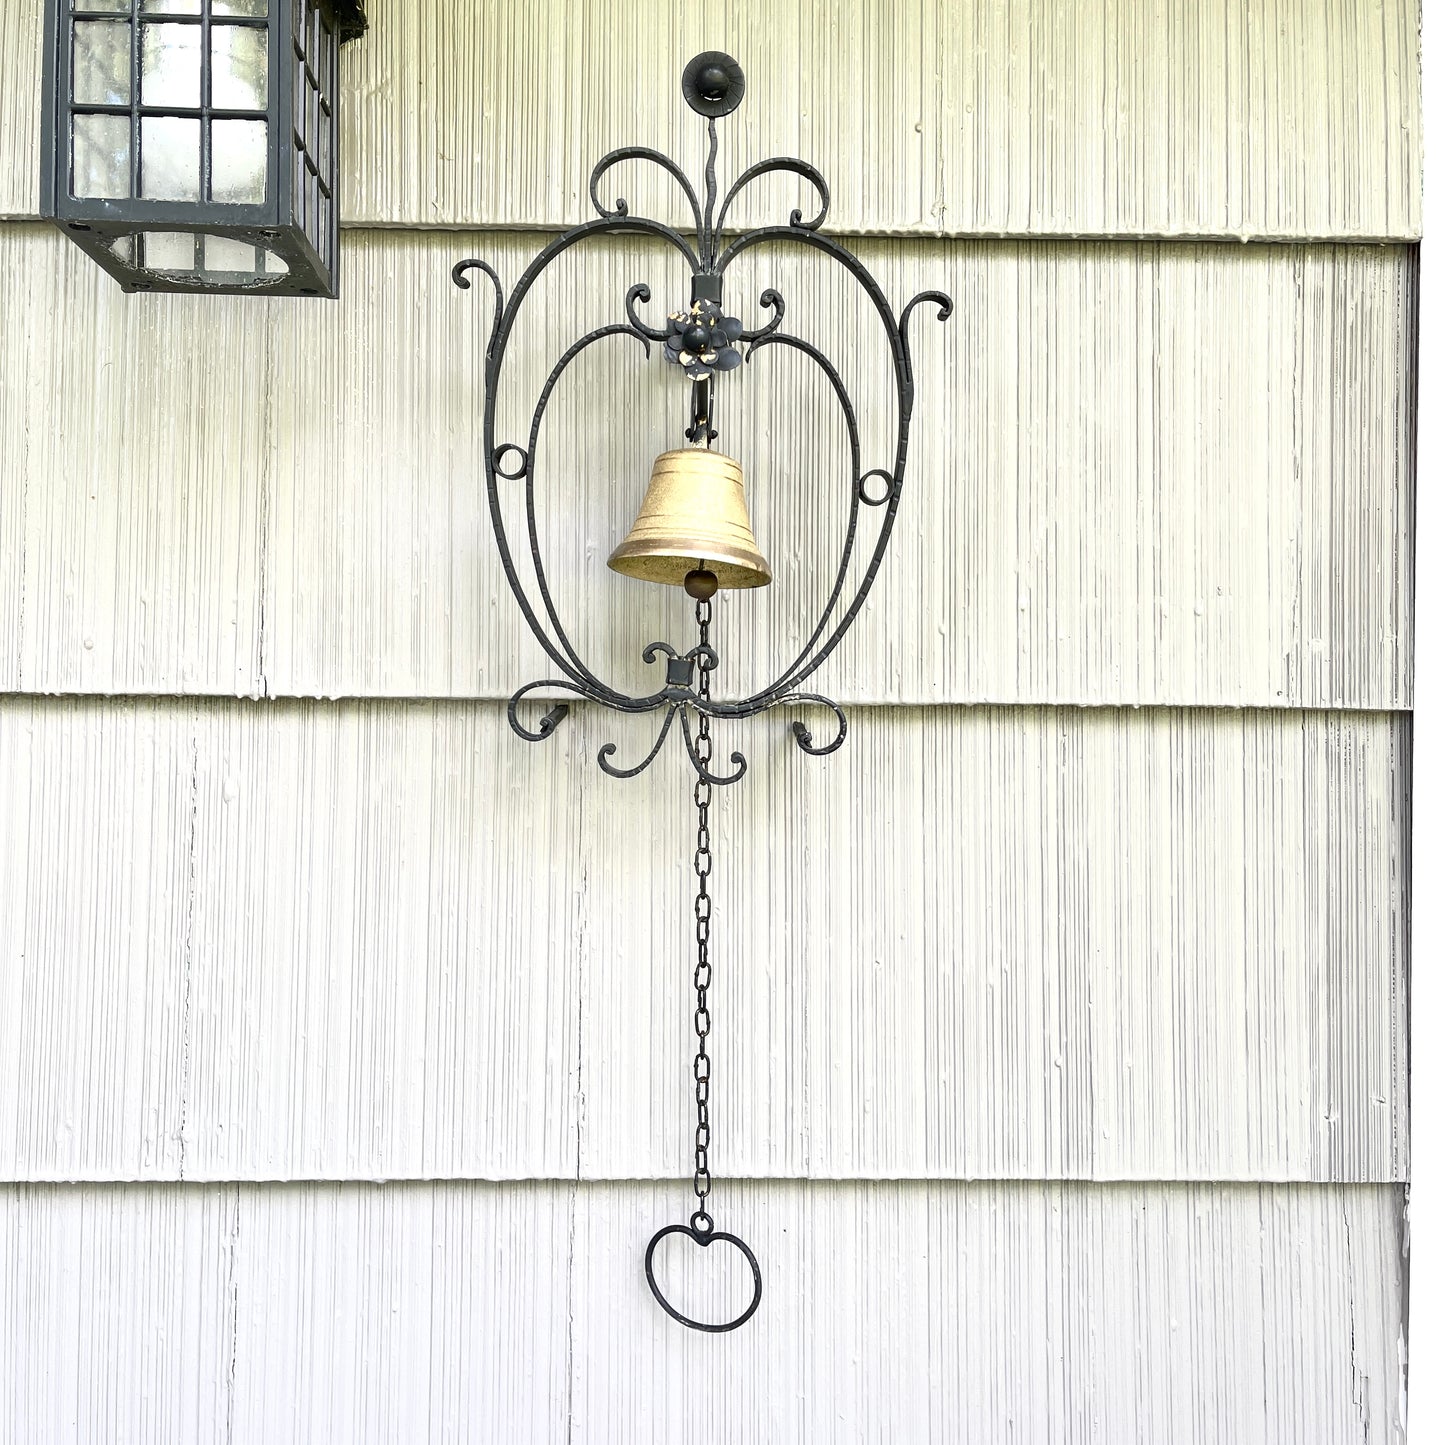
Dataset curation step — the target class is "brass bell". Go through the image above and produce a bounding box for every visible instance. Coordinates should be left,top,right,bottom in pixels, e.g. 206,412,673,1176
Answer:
608,448,772,594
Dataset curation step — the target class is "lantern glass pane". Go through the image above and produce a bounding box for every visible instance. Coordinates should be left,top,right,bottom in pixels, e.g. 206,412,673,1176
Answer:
140,23,202,107
211,119,268,203
318,103,330,177
215,0,269,15
107,230,293,284
298,154,311,233
73,20,132,107
142,231,198,270
72,113,131,198
202,235,261,271
76,0,131,12
304,81,318,155
292,142,306,223
212,25,269,110
317,15,332,94
140,1,203,13
140,115,201,199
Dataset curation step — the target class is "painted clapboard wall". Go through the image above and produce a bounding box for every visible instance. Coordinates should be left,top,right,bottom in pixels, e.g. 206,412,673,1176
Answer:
0,1,1417,1440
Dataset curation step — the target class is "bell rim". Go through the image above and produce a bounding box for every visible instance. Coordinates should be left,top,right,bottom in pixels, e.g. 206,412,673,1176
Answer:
607,537,772,590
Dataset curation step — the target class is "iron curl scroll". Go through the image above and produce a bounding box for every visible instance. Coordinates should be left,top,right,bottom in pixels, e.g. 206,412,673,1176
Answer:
451,57,949,787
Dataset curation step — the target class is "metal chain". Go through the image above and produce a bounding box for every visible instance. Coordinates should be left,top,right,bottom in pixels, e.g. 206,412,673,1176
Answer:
690,596,715,1236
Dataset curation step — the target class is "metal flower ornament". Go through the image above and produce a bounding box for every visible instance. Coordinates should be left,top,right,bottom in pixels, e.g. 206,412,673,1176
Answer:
452,51,949,1333
664,299,744,378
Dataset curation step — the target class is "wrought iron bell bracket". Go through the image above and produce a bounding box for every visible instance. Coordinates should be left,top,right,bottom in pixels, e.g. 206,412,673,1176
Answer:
452,52,951,789
452,49,950,1338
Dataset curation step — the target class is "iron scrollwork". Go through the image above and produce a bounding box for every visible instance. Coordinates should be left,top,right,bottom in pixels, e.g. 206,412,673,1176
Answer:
452,54,950,788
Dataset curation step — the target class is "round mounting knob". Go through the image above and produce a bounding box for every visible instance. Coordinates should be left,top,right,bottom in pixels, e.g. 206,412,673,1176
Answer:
682,52,746,118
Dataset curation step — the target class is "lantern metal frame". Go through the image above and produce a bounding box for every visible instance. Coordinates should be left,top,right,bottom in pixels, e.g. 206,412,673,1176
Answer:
452,52,950,786
39,0,367,297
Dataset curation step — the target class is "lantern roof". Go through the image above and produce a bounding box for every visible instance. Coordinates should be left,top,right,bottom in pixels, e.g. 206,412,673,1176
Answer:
335,1,368,42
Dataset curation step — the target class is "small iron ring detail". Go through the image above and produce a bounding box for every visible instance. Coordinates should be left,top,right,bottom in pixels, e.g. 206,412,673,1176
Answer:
644,1221,763,1334
492,444,529,480
859,468,894,506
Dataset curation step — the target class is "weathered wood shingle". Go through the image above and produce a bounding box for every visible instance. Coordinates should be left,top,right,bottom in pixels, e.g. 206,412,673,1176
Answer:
0,696,1408,1185
0,228,1416,707
3,0,1420,237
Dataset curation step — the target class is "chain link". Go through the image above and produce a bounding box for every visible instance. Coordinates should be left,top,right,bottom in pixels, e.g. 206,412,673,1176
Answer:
690,597,715,1235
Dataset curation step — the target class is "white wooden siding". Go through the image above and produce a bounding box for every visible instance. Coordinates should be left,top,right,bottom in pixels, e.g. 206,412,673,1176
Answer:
0,0,1417,1437
0,1180,1405,1443
0,696,1407,1185
0,227,1415,708
0,0,1423,238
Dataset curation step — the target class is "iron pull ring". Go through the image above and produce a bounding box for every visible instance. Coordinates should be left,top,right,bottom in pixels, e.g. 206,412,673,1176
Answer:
644,1220,763,1334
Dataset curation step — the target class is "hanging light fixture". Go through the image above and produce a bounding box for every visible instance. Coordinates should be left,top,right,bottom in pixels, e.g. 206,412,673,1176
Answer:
40,0,367,296
453,50,950,1333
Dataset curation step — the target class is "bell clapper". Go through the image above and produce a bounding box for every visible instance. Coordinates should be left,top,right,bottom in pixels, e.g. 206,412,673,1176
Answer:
684,567,719,601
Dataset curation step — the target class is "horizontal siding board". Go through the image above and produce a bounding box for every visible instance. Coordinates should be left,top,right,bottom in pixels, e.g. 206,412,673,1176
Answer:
0,226,1415,709
0,697,1408,1184
0,0,1422,237
0,1179,1407,1443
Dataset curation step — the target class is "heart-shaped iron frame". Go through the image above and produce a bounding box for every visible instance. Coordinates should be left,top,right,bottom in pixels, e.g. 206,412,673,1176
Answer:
645,1216,763,1333
450,53,951,787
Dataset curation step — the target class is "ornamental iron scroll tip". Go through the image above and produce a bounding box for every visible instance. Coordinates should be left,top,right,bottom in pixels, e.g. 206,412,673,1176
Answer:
451,51,950,792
